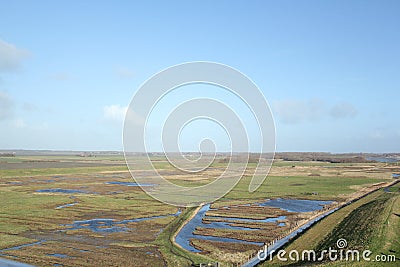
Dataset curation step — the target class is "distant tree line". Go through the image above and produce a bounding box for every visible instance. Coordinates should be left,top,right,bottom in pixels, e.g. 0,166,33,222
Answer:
0,152,15,157
274,152,372,163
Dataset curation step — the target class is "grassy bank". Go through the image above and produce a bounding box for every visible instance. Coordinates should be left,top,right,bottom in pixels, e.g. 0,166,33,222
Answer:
155,207,214,266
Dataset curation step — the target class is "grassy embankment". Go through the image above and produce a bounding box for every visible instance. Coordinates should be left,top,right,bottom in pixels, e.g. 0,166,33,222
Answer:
155,206,216,266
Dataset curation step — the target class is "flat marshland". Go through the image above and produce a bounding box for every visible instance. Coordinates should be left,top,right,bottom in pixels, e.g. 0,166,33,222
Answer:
0,153,398,266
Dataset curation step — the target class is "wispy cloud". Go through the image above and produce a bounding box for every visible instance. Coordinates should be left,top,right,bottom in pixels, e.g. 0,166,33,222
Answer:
103,104,127,121
103,104,145,127
0,39,30,72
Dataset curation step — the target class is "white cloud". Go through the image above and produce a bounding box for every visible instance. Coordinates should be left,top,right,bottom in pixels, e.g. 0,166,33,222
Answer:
0,39,30,72
0,91,14,120
103,104,145,126
103,104,127,121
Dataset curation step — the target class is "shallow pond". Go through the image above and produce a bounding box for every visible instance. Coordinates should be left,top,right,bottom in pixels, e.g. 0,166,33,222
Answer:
258,198,332,212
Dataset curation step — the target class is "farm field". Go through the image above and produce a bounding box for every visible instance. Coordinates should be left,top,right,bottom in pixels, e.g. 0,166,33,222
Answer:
0,152,398,266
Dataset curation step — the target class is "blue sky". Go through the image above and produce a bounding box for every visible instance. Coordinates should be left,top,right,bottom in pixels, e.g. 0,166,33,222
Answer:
0,0,399,152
